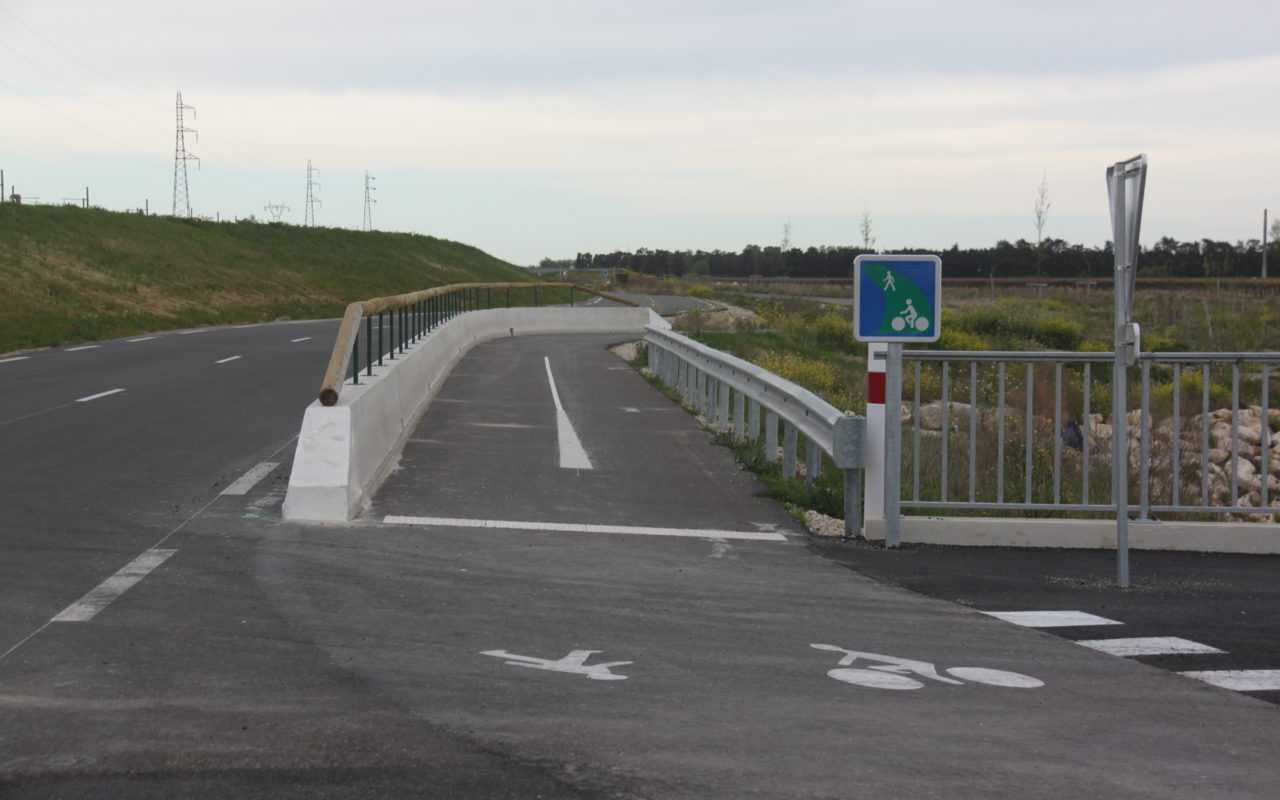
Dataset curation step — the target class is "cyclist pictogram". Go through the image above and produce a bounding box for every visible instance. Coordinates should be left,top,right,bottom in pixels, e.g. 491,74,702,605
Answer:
810,644,1044,690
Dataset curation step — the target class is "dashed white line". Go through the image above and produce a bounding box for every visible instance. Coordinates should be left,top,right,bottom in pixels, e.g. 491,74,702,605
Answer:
177,329,208,335
75,388,125,403
0,356,31,364
1179,670,1280,692
127,336,156,343
1077,637,1225,657
544,357,592,470
291,337,312,342
215,356,242,364
221,461,279,495
51,549,177,623
65,345,100,352
383,515,788,541
981,610,1124,628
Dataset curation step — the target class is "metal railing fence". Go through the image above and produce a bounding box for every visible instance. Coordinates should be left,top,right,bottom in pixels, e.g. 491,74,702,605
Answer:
884,347,1280,524
644,325,865,535
318,282,637,406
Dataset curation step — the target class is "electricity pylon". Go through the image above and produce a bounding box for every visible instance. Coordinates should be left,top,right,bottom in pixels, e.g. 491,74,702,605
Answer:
172,91,199,217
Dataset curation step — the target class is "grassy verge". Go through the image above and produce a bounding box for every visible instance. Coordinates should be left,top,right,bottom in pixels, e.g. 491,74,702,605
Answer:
0,203,539,352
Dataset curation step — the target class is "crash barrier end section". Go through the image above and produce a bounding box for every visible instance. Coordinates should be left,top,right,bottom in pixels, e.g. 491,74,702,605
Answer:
643,325,866,537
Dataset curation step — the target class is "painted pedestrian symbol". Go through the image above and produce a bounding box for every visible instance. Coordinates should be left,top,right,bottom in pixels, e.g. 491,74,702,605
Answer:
810,644,1043,690
481,649,632,680
853,254,942,343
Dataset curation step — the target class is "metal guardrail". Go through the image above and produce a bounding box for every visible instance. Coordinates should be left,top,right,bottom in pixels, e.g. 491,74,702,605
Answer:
884,347,1280,523
643,325,865,536
318,282,637,406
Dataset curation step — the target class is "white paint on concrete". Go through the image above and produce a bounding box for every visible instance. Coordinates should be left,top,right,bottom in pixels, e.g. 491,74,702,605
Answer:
480,649,631,680
127,336,156,342
1077,637,1225,657
1,356,32,363
75,388,125,403
383,515,788,541
65,345,100,352
221,462,280,495
982,610,1124,628
1179,670,1280,692
52,549,177,622
862,516,1280,555
215,356,242,364
544,356,593,470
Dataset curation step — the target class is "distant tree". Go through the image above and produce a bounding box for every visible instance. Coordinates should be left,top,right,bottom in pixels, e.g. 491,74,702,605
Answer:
859,209,875,251
1033,172,1051,247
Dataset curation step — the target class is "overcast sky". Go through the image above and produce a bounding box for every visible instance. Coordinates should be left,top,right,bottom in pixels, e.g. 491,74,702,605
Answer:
2,1,1278,266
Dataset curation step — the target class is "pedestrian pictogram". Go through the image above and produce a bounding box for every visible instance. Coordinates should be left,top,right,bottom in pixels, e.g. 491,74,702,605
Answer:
853,254,942,342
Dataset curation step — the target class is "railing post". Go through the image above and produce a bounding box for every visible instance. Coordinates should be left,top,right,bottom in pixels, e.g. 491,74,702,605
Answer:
783,423,798,478
377,312,384,365
766,410,779,462
351,338,359,385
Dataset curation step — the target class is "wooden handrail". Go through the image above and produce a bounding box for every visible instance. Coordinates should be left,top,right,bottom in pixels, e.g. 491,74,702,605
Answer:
317,282,638,406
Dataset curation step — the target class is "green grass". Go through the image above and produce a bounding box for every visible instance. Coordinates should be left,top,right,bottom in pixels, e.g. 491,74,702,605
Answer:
0,203,539,352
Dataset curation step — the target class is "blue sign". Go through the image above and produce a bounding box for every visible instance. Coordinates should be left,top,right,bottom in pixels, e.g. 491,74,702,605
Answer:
852,255,942,342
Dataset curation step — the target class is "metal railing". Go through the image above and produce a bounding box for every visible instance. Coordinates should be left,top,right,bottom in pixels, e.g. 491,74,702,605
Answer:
644,325,865,535
884,347,1280,523
318,282,637,406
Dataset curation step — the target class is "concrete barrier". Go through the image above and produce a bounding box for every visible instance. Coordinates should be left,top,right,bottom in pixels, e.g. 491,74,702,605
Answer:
283,306,668,521
863,516,1280,554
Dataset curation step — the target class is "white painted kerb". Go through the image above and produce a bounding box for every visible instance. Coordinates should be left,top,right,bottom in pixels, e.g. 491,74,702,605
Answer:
282,306,667,521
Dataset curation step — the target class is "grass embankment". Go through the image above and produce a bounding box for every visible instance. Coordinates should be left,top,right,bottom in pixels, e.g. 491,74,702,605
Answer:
0,203,537,353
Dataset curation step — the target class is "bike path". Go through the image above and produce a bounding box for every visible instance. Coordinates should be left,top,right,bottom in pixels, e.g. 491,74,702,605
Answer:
283,334,1279,797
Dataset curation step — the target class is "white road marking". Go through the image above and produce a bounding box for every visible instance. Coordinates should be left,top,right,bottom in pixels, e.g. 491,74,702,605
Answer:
65,345,100,352
215,356,242,364
291,337,312,342
0,356,31,363
543,356,593,469
982,610,1124,628
383,515,789,541
480,649,631,680
127,336,156,342
1179,670,1280,692
51,549,177,622
233,324,261,329
1077,637,1225,657
221,462,280,495
75,388,125,403
177,329,208,335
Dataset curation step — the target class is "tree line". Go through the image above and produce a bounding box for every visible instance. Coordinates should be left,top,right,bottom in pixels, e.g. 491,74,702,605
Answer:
543,236,1280,280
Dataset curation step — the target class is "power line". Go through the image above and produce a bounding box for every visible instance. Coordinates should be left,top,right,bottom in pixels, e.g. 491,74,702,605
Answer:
172,91,198,217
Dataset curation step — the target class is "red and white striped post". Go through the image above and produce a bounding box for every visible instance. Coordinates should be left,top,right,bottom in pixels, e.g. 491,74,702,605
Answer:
864,341,887,523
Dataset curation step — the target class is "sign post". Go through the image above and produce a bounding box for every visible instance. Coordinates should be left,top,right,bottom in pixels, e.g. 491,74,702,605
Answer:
854,255,942,546
1107,154,1147,589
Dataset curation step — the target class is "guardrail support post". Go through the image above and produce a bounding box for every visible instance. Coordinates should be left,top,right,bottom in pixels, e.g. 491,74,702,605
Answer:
783,423,798,477
833,415,866,538
718,381,730,432
766,411,779,462
734,391,746,440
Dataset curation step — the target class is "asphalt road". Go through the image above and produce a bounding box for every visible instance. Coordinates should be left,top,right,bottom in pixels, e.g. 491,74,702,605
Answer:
3,321,1279,798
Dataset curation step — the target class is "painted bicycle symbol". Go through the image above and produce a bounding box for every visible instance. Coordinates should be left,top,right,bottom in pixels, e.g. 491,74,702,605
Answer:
810,644,1043,690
